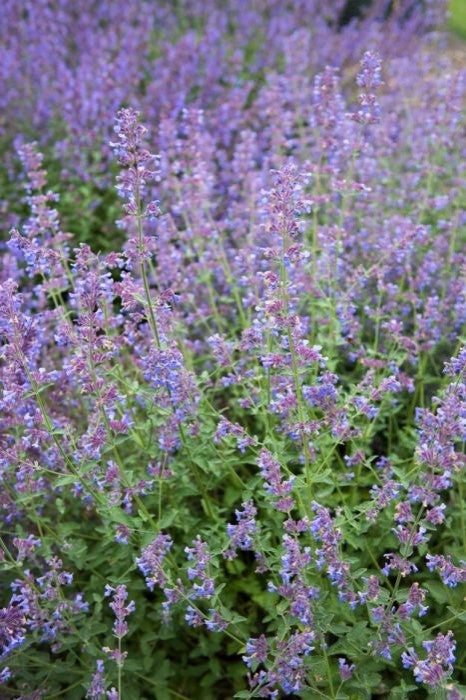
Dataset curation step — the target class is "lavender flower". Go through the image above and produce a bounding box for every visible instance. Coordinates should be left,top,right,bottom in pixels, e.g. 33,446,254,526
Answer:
104,585,135,639
184,606,203,628
205,610,228,632
274,631,315,694
136,534,173,591
338,658,355,680
214,419,255,453
382,553,418,578
268,532,318,626
426,555,466,587
86,660,106,700
352,51,383,125
310,503,356,606
0,605,26,658
257,449,295,511
224,501,258,559
0,667,11,684
397,583,428,618
185,537,215,600
243,635,268,669
402,631,456,687
114,525,131,545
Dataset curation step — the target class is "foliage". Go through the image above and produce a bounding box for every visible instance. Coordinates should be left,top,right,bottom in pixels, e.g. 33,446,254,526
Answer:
450,0,466,37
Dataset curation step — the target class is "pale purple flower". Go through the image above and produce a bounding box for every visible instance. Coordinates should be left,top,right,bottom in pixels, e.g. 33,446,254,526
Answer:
136,534,173,591
338,658,355,680
104,585,135,639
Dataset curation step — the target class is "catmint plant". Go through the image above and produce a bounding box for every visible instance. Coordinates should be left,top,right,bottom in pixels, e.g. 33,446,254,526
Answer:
0,2,464,698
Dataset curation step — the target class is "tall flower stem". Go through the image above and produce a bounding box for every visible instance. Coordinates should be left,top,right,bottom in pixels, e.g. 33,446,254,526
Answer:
278,239,312,504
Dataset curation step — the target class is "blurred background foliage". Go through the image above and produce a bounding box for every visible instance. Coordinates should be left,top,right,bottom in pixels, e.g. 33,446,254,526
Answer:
450,0,466,36
347,0,465,34
1,0,463,256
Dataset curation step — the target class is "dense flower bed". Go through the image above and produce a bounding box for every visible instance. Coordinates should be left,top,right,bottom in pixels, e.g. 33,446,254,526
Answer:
0,1,464,698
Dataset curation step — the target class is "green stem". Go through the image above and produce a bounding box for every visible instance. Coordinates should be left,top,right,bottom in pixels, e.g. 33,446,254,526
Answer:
135,185,161,349
279,245,312,506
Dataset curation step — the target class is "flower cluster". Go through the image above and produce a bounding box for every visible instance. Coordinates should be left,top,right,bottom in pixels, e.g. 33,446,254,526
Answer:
136,534,173,592
104,585,135,640
402,631,456,687
257,450,295,512
185,537,215,600
310,503,357,607
426,555,466,588
224,501,258,560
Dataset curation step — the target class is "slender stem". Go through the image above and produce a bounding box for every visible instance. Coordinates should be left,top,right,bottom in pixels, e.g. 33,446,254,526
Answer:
135,185,161,348
322,642,335,699
118,637,122,698
278,242,312,505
